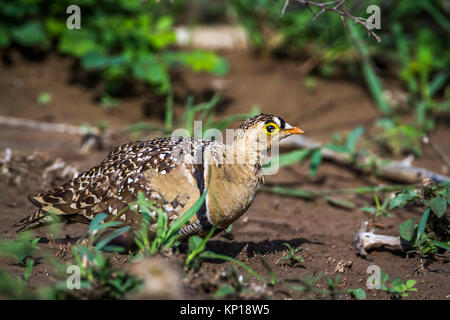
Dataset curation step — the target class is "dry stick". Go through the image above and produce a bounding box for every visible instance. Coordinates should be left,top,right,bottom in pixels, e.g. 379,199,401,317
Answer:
0,115,100,135
282,0,381,43
281,135,450,184
352,221,404,256
0,116,114,155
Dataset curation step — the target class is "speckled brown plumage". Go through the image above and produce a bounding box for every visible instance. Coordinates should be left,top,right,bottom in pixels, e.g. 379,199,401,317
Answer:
15,114,304,238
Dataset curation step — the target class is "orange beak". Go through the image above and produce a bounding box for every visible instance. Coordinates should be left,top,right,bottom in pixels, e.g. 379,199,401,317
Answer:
285,127,304,135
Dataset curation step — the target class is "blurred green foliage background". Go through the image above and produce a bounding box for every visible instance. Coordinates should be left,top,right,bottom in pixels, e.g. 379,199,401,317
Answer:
0,0,449,155
0,0,228,96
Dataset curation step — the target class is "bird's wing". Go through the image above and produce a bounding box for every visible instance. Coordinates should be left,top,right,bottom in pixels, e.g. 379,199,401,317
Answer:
17,137,211,231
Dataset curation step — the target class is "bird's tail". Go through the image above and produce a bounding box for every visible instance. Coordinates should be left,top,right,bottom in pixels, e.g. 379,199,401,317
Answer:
14,208,48,232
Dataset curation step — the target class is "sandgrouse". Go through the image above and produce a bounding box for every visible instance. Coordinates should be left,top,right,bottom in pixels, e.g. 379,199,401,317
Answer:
15,114,304,238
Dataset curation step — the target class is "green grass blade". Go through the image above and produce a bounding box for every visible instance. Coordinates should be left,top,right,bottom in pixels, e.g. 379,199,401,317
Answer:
263,149,310,169
262,186,317,199
348,24,391,115
94,226,131,251
165,93,173,131
430,240,450,251
258,255,278,285
416,208,430,244
325,197,356,210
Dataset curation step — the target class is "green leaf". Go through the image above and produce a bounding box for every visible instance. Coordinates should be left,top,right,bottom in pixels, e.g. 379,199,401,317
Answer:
94,226,131,251
326,144,349,153
12,20,48,48
188,236,203,253
82,51,108,70
346,126,364,153
429,196,447,218
165,50,229,76
416,208,430,244
262,186,316,200
348,288,366,300
389,190,417,210
354,288,366,300
0,24,11,48
133,55,170,93
264,149,311,169
430,240,450,250
325,197,356,210
165,93,174,131
258,255,277,285
348,24,391,115
37,92,52,105
309,148,322,177
90,213,108,231
215,284,235,299
399,219,416,242
405,279,416,289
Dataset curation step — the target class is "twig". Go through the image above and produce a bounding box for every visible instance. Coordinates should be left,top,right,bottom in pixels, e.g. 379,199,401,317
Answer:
281,0,290,17
281,134,450,184
0,115,99,135
282,0,381,43
352,221,405,257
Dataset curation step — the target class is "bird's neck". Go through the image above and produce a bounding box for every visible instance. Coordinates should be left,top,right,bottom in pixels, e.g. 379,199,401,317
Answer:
225,136,265,167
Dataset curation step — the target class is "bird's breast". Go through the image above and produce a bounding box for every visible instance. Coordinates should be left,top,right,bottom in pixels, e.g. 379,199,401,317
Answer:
205,163,263,229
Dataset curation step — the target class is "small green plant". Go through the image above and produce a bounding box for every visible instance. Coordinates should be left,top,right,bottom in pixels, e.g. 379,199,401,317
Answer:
288,273,363,300
279,243,305,266
68,215,142,299
133,190,208,257
362,194,393,218
71,244,142,299
288,273,323,298
327,126,365,156
214,266,247,299
0,233,40,282
288,272,356,300
126,94,261,138
347,288,367,300
37,92,52,107
266,126,364,178
393,183,449,257
183,230,267,283
377,271,417,299
264,147,322,178
0,1,227,97
185,228,216,271
375,118,424,156
100,93,120,110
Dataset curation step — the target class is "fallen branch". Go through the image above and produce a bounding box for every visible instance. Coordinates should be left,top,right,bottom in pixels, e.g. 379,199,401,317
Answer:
0,115,98,135
282,0,381,43
352,221,405,257
0,116,109,155
281,134,450,184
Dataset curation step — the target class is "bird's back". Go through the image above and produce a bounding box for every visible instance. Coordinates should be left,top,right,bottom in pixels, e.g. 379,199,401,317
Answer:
16,136,216,231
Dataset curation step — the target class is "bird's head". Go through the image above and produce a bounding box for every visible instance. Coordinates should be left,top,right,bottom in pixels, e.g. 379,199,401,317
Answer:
232,114,304,160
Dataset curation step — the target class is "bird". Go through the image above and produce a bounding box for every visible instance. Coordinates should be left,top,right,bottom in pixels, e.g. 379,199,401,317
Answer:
14,114,304,238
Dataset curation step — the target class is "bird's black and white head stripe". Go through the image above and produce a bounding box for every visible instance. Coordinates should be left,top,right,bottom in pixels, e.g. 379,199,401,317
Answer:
239,114,287,130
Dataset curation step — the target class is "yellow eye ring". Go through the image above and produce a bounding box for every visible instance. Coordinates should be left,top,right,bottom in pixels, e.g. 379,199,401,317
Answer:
263,122,280,135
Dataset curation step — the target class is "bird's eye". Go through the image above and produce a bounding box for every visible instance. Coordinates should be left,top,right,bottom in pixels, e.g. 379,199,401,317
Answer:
263,122,280,135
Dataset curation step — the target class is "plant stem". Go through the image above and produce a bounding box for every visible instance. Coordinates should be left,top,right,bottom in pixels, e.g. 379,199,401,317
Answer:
263,184,419,199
